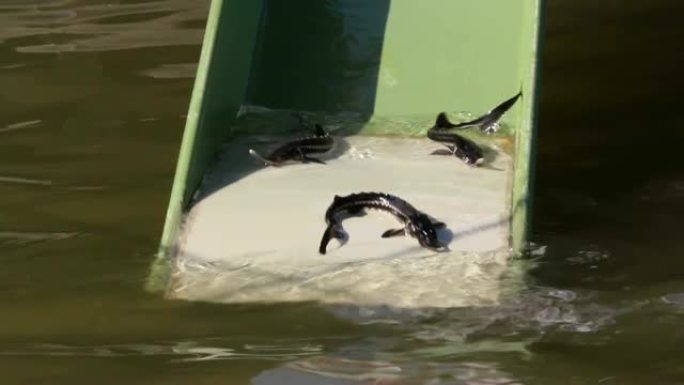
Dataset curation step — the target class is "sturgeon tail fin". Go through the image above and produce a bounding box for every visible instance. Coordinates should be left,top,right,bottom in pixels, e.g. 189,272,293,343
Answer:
489,91,523,115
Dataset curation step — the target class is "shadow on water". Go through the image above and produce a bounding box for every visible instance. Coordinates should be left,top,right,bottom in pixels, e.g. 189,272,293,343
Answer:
531,0,684,290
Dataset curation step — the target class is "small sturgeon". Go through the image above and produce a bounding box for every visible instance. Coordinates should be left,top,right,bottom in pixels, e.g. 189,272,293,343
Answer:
443,91,522,134
428,113,484,166
318,192,447,255
249,124,334,166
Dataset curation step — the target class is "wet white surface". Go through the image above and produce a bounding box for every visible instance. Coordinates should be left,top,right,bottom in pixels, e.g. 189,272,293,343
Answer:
169,136,516,307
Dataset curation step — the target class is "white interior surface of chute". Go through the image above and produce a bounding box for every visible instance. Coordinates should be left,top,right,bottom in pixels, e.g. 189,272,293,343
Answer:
169,136,514,308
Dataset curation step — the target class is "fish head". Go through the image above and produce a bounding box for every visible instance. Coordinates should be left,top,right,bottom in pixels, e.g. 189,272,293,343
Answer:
409,214,444,250
454,145,484,166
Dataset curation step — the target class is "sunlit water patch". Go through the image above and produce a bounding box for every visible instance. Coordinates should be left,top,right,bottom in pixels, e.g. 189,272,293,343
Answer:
0,119,42,133
0,231,81,247
0,0,208,52
0,175,53,186
254,357,521,385
0,339,323,362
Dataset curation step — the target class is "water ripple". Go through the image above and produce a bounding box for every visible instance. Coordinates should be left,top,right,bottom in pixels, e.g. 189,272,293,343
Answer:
255,357,522,385
0,119,42,133
0,340,323,362
0,175,53,186
1,0,209,52
139,62,197,79
661,293,684,308
0,231,80,246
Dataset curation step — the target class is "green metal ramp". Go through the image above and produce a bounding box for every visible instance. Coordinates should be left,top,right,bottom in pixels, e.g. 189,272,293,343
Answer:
148,0,542,308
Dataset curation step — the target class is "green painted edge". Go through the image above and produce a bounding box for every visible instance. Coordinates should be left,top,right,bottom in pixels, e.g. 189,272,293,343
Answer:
146,0,264,292
146,0,222,293
510,0,543,255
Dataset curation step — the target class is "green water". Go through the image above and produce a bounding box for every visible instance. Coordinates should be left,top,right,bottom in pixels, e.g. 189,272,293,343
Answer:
2,0,684,384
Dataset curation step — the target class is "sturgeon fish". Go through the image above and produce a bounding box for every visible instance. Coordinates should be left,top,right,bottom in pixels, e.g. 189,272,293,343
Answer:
428,115,484,166
249,124,334,166
318,192,447,254
442,91,522,134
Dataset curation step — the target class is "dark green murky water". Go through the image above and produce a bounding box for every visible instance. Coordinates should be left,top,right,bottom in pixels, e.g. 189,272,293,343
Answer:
1,1,684,384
